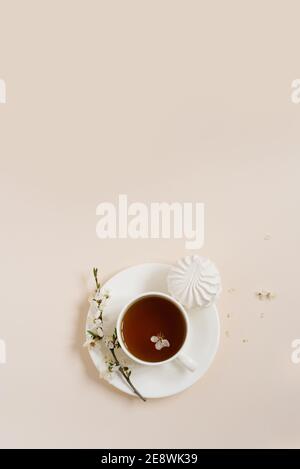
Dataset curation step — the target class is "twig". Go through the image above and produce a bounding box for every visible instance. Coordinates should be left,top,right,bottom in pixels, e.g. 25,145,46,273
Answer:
91,267,146,402
110,349,146,402
93,267,101,291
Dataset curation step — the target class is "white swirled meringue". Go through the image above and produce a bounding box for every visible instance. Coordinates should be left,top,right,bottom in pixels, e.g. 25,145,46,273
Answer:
167,255,221,308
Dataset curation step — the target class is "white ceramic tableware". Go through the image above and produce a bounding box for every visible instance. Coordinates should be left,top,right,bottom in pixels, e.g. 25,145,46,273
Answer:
86,263,220,399
116,291,198,371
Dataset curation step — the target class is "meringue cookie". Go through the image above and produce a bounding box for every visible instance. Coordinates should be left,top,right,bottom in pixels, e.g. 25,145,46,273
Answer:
167,255,221,308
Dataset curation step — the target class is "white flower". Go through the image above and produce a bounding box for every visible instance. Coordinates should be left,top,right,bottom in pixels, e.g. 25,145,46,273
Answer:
99,368,111,380
94,289,102,301
156,339,170,350
96,327,104,338
83,337,96,348
101,289,110,299
99,299,108,310
104,336,115,349
91,308,101,320
94,288,110,303
150,335,170,350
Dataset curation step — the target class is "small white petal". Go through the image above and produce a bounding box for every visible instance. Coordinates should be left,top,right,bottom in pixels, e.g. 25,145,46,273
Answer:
151,336,159,343
94,290,102,301
99,369,111,380
155,341,163,350
96,327,104,338
161,339,170,348
92,309,100,320
83,338,95,348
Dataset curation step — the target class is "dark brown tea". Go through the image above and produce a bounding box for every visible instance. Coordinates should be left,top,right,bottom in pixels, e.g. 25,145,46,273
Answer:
121,295,187,362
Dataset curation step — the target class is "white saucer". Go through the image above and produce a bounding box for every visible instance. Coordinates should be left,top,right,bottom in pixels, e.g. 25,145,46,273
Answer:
86,263,220,399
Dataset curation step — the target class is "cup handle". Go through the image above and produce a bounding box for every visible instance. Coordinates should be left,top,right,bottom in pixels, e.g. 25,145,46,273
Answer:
176,352,198,372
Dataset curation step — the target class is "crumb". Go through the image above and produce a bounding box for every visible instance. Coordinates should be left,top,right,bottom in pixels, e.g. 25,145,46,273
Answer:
256,291,264,300
264,234,271,240
242,338,248,343
225,330,230,338
227,288,236,293
226,313,231,319
256,290,276,300
266,291,276,300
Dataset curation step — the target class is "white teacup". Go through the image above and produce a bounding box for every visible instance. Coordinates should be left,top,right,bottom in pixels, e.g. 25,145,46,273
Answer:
116,291,197,372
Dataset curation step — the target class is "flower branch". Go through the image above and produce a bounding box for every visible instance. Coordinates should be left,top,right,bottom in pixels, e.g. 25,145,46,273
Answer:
84,268,146,402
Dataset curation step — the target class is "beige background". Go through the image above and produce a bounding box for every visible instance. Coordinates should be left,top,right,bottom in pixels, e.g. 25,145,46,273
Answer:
1,0,300,448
